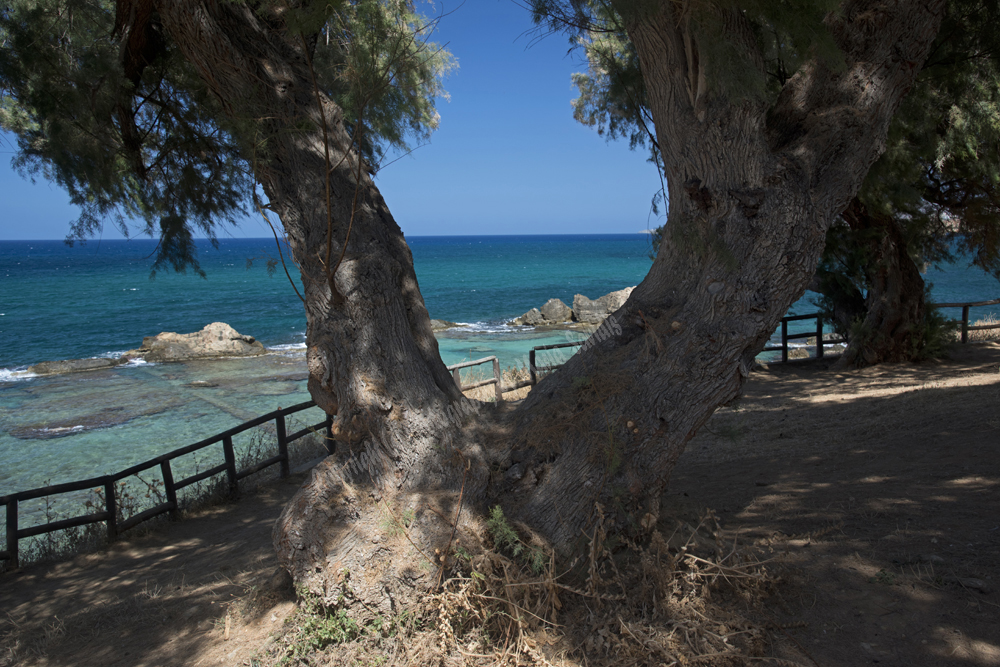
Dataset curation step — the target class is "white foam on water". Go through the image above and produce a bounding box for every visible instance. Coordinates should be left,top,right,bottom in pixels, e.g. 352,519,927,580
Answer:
268,343,307,352
0,367,37,382
123,357,151,367
37,425,86,435
451,321,520,334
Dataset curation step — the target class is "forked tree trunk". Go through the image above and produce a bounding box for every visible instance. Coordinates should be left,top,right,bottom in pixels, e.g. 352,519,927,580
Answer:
135,0,945,611
834,198,927,367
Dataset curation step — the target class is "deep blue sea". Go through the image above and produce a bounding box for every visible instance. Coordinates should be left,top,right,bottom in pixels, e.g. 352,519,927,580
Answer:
1,235,998,516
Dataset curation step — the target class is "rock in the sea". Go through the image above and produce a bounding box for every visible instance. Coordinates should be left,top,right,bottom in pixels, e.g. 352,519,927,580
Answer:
539,298,573,323
513,308,544,326
27,357,125,376
510,287,635,326
430,319,464,332
129,322,266,362
572,294,605,324
573,287,634,324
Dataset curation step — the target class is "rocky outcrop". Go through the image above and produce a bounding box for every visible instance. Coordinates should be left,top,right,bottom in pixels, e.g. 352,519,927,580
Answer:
540,298,573,323
510,288,634,326
513,308,544,326
27,357,125,376
127,322,266,362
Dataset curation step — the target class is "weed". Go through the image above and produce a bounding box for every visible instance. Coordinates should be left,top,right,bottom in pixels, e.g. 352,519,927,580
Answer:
869,568,897,585
485,506,547,574
268,592,414,666
381,506,415,538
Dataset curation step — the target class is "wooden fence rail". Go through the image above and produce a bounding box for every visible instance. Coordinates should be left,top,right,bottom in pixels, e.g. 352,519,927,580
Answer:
448,356,504,403
0,400,331,571
934,298,1000,343
762,313,843,363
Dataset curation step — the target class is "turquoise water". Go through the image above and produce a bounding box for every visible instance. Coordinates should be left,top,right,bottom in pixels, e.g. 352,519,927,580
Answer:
1,235,999,508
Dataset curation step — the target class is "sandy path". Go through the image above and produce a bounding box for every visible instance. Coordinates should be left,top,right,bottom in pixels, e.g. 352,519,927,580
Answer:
1,476,304,666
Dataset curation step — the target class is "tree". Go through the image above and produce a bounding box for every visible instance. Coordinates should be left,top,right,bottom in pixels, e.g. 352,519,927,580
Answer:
2,0,945,613
815,0,1000,365
578,0,1000,366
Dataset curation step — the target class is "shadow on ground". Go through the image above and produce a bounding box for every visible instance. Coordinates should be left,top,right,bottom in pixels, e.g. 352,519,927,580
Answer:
674,344,1000,666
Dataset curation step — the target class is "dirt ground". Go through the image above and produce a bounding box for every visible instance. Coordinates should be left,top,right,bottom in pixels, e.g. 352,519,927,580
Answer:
2,343,999,666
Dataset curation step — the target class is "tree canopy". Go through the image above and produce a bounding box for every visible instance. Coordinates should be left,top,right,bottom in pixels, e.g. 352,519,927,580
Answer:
0,0,453,274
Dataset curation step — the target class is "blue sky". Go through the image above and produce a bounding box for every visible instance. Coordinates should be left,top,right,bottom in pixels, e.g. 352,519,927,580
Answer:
0,0,664,241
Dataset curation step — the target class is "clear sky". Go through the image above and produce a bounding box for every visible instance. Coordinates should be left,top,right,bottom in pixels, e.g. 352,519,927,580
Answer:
0,0,664,241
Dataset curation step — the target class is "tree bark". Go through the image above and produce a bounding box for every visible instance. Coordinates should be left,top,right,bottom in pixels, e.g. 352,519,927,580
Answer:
135,0,945,611
495,0,946,550
831,198,927,366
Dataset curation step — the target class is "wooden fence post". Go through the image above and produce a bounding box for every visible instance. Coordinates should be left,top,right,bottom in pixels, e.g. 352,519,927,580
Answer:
222,436,239,496
276,412,290,478
452,367,463,390
529,349,537,385
104,477,118,542
781,320,789,363
816,315,824,359
160,460,180,519
492,357,503,404
962,305,970,343
6,497,18,570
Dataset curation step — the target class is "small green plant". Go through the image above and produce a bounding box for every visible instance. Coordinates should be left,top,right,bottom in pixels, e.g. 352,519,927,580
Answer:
381,506,415,537
572,375,592,392
278,593,361,663
869,568,897,585
486,506,521,555
910,300,955,361
485,506,547,574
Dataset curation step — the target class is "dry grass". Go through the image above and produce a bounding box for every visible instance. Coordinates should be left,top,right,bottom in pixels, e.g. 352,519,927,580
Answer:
253,506,784,667
962,315,1000,342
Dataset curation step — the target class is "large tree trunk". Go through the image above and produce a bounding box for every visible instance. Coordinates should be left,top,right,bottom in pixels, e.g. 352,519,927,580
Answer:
138,0,945,612
834,198,927,366
147,1,483,612
497,0,946,550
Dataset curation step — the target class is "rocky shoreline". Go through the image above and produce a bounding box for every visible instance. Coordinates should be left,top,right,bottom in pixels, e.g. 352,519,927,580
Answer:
18,289,639,377
25,322,266,377
508,287,634,327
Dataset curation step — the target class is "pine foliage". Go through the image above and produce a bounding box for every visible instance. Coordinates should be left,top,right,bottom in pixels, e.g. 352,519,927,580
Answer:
0,0,453,274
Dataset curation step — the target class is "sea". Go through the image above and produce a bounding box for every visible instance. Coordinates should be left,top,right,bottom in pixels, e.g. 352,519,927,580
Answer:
2,235,998,520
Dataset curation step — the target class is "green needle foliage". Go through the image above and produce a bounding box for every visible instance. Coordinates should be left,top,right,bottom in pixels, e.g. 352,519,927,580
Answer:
0,0,452,275
825,0,1000,281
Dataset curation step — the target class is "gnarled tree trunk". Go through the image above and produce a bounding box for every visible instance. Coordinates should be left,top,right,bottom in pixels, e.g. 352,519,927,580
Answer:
833,198,927,367
134,0,945,612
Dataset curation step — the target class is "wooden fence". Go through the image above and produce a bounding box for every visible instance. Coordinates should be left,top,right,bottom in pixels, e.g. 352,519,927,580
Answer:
446,347,586,396
935,298,1000,342
762,313,842,363
1,401,331,571
446,356,536,401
